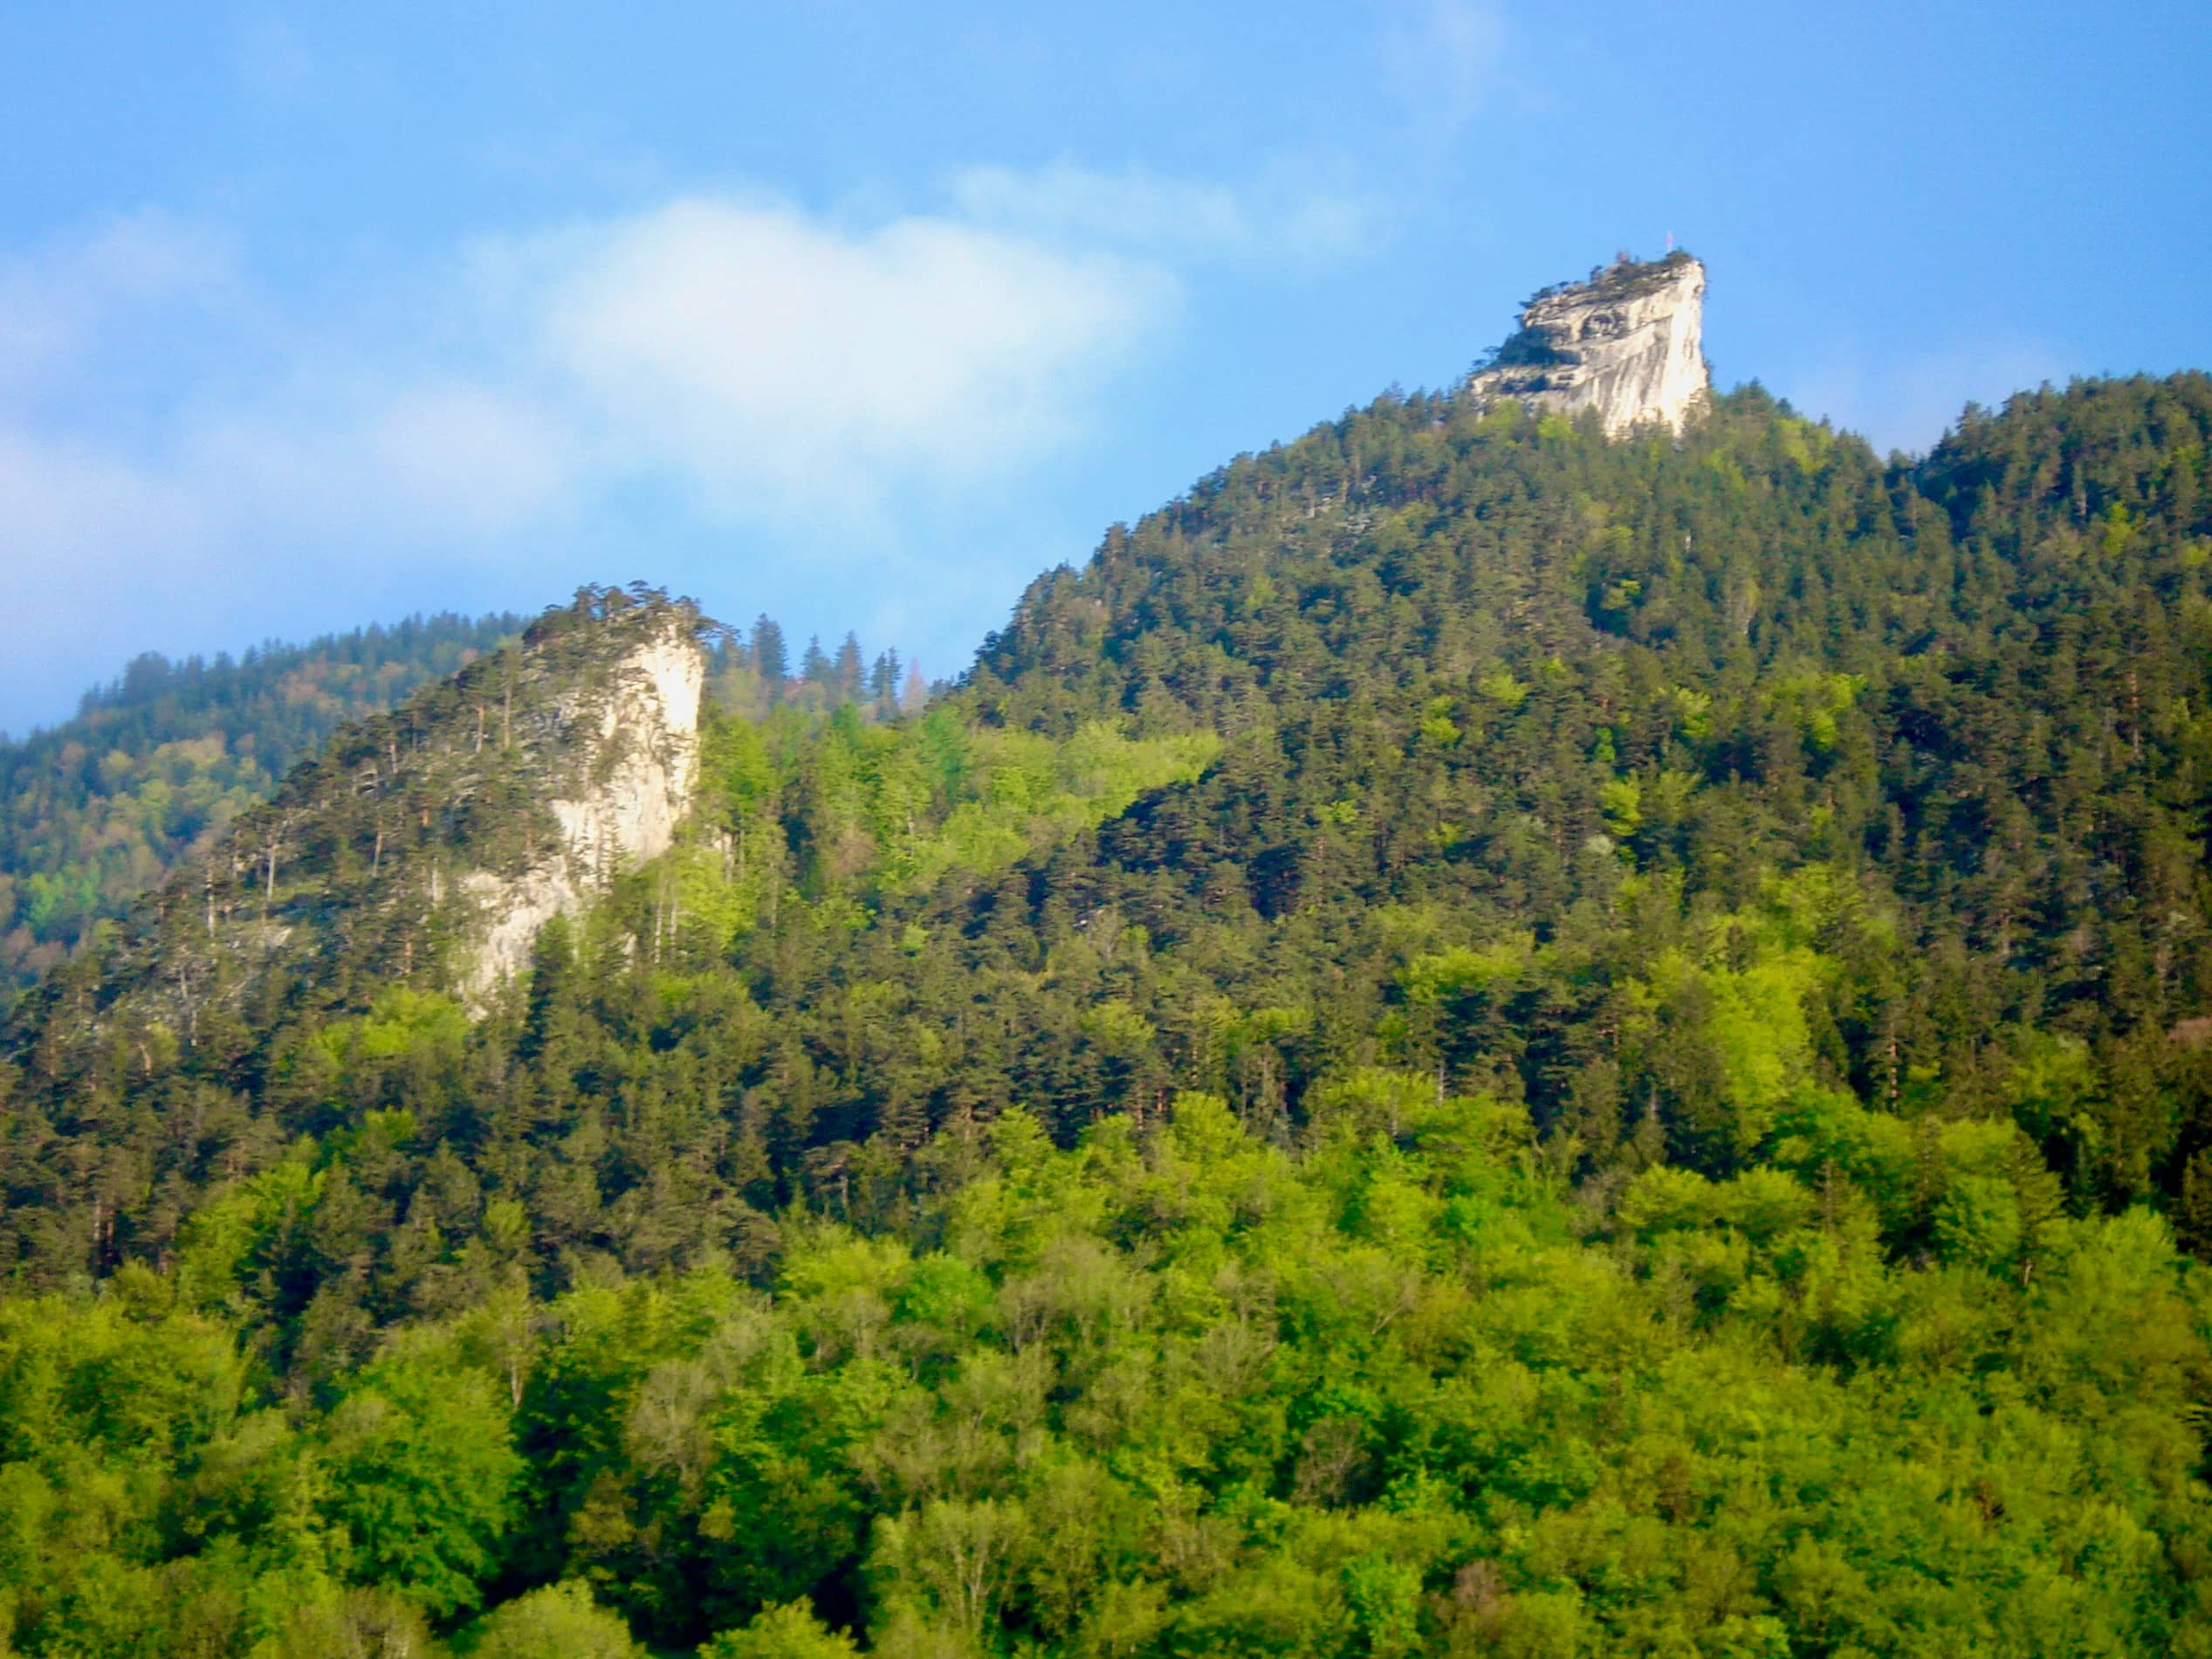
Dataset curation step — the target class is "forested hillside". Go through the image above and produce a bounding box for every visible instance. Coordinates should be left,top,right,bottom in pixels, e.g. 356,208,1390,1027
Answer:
3,372,2211,1655
0,615,522,994
0,611,917,1001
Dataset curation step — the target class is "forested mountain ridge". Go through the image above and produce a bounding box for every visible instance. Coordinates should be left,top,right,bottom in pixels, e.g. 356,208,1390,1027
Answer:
0,607,917,1005
958,370,2212,1192
3,355,2212,1654
5,594,711,1135
0,613,524,995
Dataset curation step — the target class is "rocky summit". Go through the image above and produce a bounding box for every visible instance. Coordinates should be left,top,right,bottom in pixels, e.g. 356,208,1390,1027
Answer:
1468,249,1709,435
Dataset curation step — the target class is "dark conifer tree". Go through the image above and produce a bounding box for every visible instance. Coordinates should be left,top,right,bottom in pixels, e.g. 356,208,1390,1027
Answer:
800,635,831,692
750,616,788,703
834,632,865,706
869,648,902,717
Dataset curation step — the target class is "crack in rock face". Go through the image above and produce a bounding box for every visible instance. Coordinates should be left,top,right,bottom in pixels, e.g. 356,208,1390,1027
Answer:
1469,253,1710,437
461,622,704,1006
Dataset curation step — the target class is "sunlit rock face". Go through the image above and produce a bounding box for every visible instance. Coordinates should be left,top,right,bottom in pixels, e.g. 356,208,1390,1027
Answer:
460,618,703,1005
1468,251,1709,436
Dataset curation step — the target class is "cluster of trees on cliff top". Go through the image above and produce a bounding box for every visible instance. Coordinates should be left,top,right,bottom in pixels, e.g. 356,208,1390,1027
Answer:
1,369,2211,1653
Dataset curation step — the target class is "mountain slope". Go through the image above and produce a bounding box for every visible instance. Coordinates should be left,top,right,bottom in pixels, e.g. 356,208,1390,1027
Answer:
837,372,2212,1203
0,611,523,994
1,352,2211,1653
9,372,2212,1325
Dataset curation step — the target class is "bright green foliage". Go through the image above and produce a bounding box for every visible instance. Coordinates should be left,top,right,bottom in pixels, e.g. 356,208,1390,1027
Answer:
258,1587,438,1658
622,704,1217,962
317,1354,523,1616
699,1599,861,1657
12,1091,2206,1653
464,1580,643,1656
303,988,470,1085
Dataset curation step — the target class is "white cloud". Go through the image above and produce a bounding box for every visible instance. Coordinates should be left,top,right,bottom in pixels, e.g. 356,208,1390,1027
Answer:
509,196,1177,518
1,187,1187,547
0,427,199,559
0,174,1279,726
2,165,1368,561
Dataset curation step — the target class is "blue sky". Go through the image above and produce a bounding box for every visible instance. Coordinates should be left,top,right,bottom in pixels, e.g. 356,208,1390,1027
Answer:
2,1,2207,733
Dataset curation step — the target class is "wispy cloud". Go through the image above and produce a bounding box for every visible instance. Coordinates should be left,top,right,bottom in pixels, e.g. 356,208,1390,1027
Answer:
0,211,240,401
0,166,1372,728
1381,0,1510,132
505,195,1176,520
947,162,1378,269
233,14,319,106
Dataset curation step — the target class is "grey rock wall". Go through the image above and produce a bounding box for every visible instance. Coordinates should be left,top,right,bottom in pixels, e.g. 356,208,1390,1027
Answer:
459,619,703,1006
1469,253,1709,436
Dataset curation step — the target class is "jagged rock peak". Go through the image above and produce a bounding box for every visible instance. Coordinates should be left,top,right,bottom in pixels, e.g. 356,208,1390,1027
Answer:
1467,250,1709,437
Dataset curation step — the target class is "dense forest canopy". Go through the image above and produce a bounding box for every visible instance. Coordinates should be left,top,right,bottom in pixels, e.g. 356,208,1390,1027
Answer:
1,369,2210,1655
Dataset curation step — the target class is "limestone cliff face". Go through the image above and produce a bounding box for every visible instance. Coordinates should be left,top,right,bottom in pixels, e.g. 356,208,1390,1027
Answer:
0,590,712,1072
1468,251,1709,436
460,619,703,1003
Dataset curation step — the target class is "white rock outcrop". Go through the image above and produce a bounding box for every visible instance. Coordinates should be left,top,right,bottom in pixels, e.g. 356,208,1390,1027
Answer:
461,619,704,1005
1467,252,1709,436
